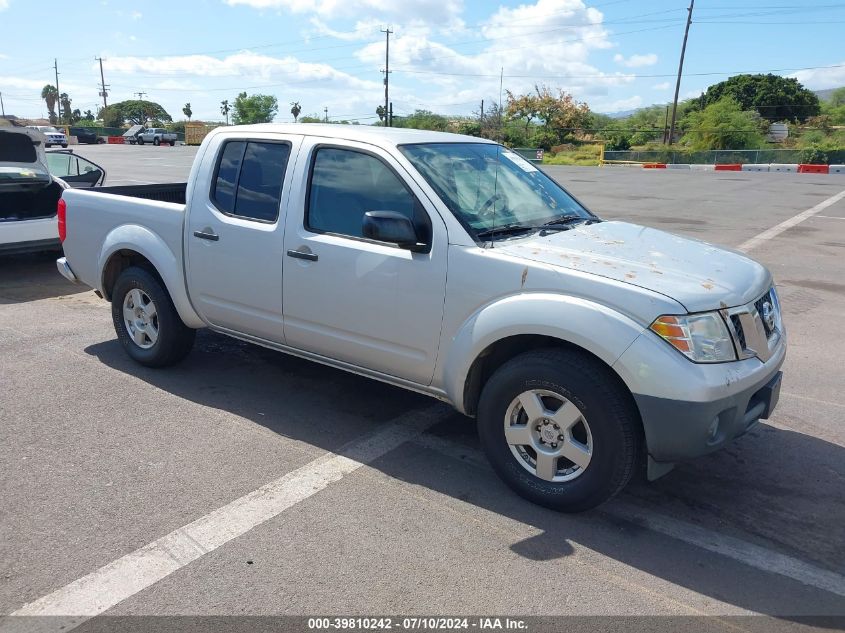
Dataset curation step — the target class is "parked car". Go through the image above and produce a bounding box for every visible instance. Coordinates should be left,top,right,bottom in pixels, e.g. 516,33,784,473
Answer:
26,125,67,148
56,125,785,511
136,127,177,146
69,126,104,145
0,127,105,254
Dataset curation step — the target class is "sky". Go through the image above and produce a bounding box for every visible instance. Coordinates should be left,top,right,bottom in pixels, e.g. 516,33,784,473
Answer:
1,0,844,123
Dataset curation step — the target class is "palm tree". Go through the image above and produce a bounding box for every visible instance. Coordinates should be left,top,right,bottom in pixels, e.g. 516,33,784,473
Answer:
290,101,301,123
41,85,58,123
182,102,192,120
220,100,230,126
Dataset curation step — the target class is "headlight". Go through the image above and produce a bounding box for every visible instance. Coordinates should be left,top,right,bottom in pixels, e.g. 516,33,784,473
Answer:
650,312,736,363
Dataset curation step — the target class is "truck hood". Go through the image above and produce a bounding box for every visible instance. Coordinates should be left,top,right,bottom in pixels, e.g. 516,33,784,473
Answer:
498,220,771,313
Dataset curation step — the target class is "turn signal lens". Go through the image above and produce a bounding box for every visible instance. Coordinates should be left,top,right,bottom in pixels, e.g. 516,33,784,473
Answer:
650,312,736,363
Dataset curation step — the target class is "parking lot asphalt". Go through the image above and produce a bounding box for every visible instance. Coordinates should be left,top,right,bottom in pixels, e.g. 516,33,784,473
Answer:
1,150,844,625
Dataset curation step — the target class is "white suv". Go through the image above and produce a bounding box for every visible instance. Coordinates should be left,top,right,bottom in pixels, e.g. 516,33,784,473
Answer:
27,125,68,148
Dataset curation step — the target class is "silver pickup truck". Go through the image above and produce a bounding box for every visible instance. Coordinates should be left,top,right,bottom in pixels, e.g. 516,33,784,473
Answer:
56,124,785,511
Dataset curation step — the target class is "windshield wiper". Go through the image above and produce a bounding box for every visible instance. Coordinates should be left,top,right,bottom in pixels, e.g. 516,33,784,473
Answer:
475,223,539,240
537,215,599,235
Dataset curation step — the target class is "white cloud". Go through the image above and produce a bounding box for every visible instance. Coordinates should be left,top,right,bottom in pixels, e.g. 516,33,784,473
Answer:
792,62,845,90
0,0,9,10
652,81,670,90
599,95,642,113
224,0,462,23
614,53,658,68
130,10,142,19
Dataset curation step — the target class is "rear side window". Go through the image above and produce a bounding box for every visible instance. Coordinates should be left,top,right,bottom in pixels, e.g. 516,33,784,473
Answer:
212,140,290,222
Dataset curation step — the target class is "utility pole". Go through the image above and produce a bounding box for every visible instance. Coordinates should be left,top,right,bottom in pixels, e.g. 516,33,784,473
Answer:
389,102,393,127
96,57,109,110
662,104,670,144
381,27,393,127
54,58,61,122
324,107,328,123
668,0,694,146
135,92,147,125
480,99,484,124
0,92,5,118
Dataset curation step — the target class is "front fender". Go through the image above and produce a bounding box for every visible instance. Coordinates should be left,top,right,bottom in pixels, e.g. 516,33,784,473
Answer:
99,224,204,328
441,293,647,413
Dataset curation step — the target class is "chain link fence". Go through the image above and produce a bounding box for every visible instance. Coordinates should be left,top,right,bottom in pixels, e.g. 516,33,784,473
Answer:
602,149,845,165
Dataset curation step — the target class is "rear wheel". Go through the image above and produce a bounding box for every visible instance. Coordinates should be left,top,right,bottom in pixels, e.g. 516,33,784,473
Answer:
153,137,161,146
61,143,68,148
169,140,176,146
477,348,639,512
111,266,195,367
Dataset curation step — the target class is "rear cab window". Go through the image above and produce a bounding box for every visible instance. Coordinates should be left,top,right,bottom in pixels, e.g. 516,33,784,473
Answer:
211,140,291,223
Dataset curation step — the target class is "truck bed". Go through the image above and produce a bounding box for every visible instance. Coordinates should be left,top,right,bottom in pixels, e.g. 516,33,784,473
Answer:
98,182,187,205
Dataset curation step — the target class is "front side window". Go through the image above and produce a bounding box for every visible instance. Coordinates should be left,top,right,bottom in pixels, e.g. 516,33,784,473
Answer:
211,140,290,222
307,147,420,239
400,143,592,240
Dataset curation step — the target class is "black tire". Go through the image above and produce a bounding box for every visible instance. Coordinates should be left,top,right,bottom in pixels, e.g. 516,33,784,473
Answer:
45,143,53,148
477,348,639,512
111,266,195,367
137,137,144,145
169,140,176,146
153,137,161,146
61,143,68,148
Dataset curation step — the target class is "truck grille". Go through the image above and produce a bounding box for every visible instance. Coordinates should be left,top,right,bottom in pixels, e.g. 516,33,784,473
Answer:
723,287,782,362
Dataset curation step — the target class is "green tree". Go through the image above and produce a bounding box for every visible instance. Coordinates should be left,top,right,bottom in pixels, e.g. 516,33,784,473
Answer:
299,115,323,123
232,92,278,124
681,98,764,150
182,102,192,120
220,100,230,125
695,74,819,122
101,100,172,126
826,87,845,107
83,109,95,120
59,93,74,123
392,109,449,132
290,101,301,123
376,105,386,124
41,85,58,124
505,85,591,149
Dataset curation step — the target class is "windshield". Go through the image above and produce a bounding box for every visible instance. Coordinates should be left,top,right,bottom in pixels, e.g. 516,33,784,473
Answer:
399,143,592,239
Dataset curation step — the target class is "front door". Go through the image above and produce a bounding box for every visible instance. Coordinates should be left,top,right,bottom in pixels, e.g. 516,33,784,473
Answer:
282,141,448,385
186,134,301,343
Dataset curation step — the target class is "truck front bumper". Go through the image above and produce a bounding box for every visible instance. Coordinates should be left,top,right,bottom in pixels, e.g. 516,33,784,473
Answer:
613,328,786,474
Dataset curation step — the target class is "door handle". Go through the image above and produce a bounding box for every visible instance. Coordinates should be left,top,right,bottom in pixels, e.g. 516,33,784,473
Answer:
193,230,219,241
287,248,318,262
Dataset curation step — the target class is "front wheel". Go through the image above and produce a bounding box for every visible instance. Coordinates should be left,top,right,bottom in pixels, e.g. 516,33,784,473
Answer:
477,348,639,512
111,267,195,367
153,137,161,146
61,143,68,148
137,137,144,145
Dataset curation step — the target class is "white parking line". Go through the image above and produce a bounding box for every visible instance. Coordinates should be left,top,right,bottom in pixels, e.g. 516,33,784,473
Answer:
412,434,845,600
738,188,845,251
9,406,443,620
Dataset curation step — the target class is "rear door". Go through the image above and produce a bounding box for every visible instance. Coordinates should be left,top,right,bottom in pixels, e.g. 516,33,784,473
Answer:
185,132,302,343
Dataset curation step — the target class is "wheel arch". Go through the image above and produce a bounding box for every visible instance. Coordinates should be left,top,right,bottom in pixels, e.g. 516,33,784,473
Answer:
99,228,204,328
442,294,646,417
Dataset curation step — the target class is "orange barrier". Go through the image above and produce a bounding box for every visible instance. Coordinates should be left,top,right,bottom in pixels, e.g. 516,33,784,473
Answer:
642,163,666,169
107,136,125,144
714,164,742,171
798,164,829,174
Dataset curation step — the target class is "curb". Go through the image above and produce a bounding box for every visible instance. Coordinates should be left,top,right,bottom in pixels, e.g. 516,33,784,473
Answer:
633,163,845,175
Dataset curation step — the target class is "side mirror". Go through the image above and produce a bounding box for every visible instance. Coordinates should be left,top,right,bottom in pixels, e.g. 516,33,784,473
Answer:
362,211,426,252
